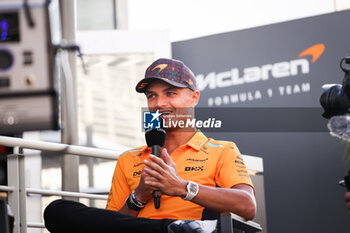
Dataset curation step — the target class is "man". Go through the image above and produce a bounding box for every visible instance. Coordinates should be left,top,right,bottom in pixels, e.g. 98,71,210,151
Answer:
44,58,256,233
106,58,256,222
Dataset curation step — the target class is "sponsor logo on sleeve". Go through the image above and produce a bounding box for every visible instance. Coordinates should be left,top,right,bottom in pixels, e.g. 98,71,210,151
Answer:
133,170,142,177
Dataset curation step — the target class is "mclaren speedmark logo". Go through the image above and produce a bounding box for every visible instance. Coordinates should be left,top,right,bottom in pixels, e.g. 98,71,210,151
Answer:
152,64,168,72
196,43,325,91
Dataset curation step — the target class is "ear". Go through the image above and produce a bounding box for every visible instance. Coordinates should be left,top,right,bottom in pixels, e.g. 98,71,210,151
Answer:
191,90,200,107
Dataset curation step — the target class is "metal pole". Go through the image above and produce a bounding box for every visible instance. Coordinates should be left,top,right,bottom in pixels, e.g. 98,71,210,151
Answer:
59,0,79,199
8,154,20,233
0,136,121,160
18,154,27,233
7,151,27,233
26,188,108,200
86,125,96,206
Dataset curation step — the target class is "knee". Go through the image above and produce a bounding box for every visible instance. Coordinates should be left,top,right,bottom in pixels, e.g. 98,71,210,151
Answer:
44,199,67,232
44,199,66,221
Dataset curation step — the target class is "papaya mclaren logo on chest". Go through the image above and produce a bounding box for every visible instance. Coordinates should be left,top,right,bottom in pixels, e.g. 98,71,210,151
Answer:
185,157,208,163
133,162,143,168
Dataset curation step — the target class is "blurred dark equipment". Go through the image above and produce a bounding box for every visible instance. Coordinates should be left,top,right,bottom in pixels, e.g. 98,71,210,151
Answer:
145,128,166,209
219,213,262,233
320,55,350,119
320,55,350,193
339,171,350,191
0,1,59,134
0,146,12,186
0,198,14,233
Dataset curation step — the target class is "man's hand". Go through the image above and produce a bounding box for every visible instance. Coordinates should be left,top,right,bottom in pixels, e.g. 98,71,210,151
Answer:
140,148,256,220
143,148,188,198
134,164,159,203
118,163,159,215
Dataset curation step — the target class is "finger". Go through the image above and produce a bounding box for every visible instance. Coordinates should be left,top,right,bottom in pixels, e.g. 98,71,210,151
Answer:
143,166,163,180
144,179,162,189
161,148,176,167
143,177,159,189
149,154,165,165
148,155,168,170
140,170,153,182
144,176,159,183
143,159,165,174
141,166,153,177
160,148,170,164
161,148,170,164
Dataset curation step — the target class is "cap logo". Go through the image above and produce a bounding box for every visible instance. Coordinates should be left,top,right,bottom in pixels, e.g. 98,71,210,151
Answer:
152,64,168,72
188,79,194,86
139,82,148,89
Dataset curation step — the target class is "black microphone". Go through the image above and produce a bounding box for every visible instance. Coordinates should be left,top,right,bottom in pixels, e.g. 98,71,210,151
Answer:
145,128,166,209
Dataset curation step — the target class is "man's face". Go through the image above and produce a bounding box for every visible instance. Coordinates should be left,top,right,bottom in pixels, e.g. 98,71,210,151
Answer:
145,80,200,121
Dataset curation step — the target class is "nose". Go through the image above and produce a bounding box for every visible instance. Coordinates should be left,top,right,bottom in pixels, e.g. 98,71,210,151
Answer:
155,95,167,108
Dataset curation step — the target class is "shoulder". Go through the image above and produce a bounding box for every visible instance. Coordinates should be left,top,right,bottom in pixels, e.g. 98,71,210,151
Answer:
206,138,238,150
118,145,147,160
204,138,241,158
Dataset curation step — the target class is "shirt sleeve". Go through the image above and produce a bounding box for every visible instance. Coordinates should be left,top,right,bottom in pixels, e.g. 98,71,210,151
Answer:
106,156,131,211
215,143,255,191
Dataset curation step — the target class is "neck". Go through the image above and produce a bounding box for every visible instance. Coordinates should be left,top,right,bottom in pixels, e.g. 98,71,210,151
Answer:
163,128,196,155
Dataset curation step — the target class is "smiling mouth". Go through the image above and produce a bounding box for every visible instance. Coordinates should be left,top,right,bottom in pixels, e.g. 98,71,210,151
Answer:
160,111,174,119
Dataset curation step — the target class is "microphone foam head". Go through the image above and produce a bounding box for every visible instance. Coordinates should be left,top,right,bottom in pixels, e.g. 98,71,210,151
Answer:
328,115,350,141
145,128,166,147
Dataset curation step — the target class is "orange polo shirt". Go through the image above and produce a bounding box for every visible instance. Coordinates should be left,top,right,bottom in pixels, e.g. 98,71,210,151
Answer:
106,131,254,220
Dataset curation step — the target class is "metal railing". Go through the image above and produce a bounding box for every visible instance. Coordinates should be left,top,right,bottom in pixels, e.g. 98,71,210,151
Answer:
0,135,123,233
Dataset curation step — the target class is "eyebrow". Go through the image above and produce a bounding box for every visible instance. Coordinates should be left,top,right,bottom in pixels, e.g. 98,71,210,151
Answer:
163,87,179,92
145,86,179,95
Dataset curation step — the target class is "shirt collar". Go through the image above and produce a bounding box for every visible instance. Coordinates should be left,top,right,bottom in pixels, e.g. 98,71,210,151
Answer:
186,131,208,151
141,131,208,153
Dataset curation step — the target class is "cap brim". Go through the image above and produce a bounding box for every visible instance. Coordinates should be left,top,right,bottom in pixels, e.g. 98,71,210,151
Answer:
135,77,188,93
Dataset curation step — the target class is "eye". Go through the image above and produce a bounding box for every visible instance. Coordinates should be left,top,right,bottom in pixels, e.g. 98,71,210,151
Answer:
146,93,156,99
166,91,176,97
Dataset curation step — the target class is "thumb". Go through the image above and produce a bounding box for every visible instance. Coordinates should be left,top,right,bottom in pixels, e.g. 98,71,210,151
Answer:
161,148,175,167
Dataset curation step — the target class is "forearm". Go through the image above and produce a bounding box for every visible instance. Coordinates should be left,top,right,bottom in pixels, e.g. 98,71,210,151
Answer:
143,152,256,220
189,184,256,220
118,203,139,217
117,189,148,217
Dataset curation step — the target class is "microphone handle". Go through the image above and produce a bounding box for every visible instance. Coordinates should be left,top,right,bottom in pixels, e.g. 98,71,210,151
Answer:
151,145,161,158
151,145,161,209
